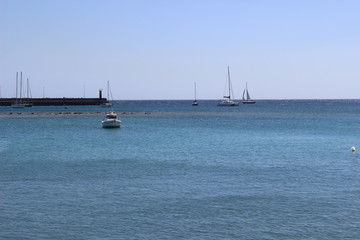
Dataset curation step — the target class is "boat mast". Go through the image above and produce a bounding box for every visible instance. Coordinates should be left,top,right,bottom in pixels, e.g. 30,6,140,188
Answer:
244,82,248,101
227,66,231,100
26,78,32,99
27,78,29,99
20,72,22,104
107,81,110,100
194,82,197,101
15,72,18,104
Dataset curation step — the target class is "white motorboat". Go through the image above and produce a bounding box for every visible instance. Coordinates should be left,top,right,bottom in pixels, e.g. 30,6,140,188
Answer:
102,111,121,128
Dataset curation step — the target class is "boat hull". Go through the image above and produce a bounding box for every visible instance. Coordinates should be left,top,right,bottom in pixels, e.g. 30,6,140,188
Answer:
242,101,256,104
11,104,26,108
102,119,121,128
101,103,113,107
217,100,239,106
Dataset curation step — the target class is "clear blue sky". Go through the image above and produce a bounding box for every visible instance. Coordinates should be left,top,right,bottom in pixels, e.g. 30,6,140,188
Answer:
1,0,360,99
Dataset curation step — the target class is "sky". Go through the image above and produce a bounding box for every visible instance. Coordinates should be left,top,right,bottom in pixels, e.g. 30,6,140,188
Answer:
1,0,360,100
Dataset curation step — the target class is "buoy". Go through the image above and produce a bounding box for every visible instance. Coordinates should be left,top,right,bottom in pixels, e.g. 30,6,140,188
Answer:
351,146,356,152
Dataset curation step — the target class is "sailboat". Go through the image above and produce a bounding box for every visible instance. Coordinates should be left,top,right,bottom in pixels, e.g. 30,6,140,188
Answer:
217,66,239,106
101,81,113,107
101,81,121,128
242,82,256,104
12,72,26,108
192,82,198,106
24,78,33,107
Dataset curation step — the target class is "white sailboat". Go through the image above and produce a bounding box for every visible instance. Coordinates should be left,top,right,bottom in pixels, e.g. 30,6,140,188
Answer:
101,81,113,107
12,72,26,108
217,66,239,106
192,82,198,106
242,82,256,104
101,81,121,128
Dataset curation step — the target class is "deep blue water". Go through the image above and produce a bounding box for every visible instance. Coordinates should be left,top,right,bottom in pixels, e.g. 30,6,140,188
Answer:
1,100,360,239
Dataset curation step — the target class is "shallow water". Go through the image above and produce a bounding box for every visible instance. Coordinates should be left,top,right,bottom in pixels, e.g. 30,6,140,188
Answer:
1,100,360,239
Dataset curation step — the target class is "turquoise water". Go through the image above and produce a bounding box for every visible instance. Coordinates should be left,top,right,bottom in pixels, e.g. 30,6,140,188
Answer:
1,100,360,239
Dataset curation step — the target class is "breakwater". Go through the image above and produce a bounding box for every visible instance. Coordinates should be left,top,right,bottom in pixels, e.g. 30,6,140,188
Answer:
0,97,108,106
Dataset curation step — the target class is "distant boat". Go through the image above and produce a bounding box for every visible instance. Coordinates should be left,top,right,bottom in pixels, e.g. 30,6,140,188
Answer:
101,81,120,128
101,81,113,107
242,82,256,104
11,104,25,108
102,111,121,128
24,103,33,107
12,72,25,108
192,82,198,106
101,102,113,107
217,66,239,106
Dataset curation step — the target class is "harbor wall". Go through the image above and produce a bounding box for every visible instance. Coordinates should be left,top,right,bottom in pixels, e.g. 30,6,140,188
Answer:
0,98,108,106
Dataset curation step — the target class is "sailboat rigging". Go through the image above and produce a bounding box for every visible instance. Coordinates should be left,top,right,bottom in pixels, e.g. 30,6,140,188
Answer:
101,81,121,128
217,66,239,106
242,82,256,104
24,78,33,107
101,81,113,107
12,72,25,108
192,82,198,106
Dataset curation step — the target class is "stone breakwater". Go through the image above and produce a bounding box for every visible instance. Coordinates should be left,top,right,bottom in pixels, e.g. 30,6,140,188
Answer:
0,111,154,118
0,111,212,118
0,111,238,118
0,97,107,106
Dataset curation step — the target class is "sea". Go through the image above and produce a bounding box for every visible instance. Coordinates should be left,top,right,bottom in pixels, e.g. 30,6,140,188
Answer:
1,99,360,240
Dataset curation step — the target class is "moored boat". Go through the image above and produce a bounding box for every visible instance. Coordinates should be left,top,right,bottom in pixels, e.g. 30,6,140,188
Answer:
242,82,256,104
102,111,121,128
218,66,239,106
101,81,113,107
11,104,26,108
218,99,239,106
12,72,25,108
